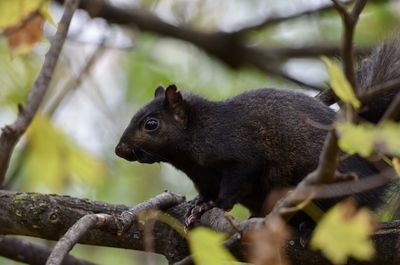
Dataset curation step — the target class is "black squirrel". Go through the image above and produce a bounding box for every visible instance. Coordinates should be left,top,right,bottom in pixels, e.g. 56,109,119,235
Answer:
115,38,400,224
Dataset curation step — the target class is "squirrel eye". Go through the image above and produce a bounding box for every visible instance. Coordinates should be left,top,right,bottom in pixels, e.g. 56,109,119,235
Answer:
144,118,159,131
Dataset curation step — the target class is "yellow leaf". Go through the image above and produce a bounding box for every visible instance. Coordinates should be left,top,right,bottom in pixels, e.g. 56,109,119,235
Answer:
336,123,375,157
310,200,376,265
393,158,400,176
337,122,400,157
23,114,107,191
321,56,361,109
188,227,239,265
0,0,42,28
0,0,54,55
24,114,67,191
6,14,44,56
378,122,400,156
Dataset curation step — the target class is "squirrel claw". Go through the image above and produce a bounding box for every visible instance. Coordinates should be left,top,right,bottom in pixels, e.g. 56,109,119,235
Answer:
184,201,216,230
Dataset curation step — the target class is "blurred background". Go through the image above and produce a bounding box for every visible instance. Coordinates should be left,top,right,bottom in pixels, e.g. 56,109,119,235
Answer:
0,0,399,264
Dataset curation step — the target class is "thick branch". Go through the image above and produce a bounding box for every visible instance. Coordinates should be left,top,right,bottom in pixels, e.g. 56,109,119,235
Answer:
1,190,399,265
0,190,190,263
0,0,79,184
46,192,185,265
0,236,94,265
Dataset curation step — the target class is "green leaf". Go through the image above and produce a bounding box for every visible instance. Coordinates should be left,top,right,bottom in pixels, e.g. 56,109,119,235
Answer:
188,227,239,265
336,123,375,157
337,121,400,157
310,200,376,265
23,114,106,191
321,56,361,108
378,122,400,155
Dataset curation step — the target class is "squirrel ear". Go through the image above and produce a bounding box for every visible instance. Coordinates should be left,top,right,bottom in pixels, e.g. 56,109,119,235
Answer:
154,85,165,98
165,84,187,124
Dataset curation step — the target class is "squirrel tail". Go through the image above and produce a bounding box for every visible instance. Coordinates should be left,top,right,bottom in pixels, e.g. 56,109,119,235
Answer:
357,37,400,123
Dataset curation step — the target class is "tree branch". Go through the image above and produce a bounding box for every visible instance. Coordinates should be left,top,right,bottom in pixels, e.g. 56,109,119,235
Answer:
1,190,399,264
52,0,352,91
331,0,367,93
236,1,341,34
380,91,400,122
0,190,190,263
0,236,94,265
46,192,185,265
0,0,79,185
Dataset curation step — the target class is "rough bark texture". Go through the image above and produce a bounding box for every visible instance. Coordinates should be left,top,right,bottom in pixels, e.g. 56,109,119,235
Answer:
0,190,190,263
1,190,400,265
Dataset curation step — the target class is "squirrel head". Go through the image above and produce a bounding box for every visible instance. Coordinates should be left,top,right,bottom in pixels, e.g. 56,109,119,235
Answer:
115,84,188,164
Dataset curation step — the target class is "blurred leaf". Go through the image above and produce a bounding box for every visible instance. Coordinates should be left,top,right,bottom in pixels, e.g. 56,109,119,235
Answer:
378,122,400,156
0,0,53,55
393,158,400,176
310,200,376,265
23,114,106,191
337,122,400,157
322,56,361,109
246,216,290,265
336,122,375,157
6,14,44,56
0,0,42,28
188,227,240,265
0,42,39,106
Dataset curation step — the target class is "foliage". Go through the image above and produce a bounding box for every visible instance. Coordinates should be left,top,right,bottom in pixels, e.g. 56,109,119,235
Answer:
311,200,376,265
337,122,400,157
188,227,242,265
321,56,360,109
0,0,53,56
23,114,107,192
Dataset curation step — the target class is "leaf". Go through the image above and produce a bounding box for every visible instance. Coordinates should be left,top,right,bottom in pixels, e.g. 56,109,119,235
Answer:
336,123,375,156
5,14,44,56
378,122,400,156
393,158,400,176
310,200,376,265
337,122,400,157
321,56,361,109
0,0,54,55
188,227,240,265
23,114,107,191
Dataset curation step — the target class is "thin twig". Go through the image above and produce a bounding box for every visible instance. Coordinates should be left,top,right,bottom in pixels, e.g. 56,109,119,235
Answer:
46,37,108,116
331,0,367,94
46,214,110,265
0,0,79,185
379,91,400,122
236,1,344,34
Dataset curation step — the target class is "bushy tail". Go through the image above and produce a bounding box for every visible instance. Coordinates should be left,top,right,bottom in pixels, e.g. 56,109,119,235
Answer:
357,37,400,123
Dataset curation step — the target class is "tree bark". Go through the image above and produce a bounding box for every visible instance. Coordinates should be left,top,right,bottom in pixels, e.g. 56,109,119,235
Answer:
1,190,400,265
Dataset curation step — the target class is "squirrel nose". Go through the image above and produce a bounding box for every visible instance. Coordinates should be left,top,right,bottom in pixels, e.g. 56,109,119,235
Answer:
115,142,136,161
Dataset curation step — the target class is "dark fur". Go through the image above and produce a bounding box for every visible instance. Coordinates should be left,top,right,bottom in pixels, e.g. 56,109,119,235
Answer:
116,39,400,217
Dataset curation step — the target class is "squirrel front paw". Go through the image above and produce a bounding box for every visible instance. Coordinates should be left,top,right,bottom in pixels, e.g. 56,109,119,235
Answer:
184,201,216,229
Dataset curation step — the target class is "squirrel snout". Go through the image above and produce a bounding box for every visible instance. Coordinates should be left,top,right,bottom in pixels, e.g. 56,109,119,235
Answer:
115,142,137,161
